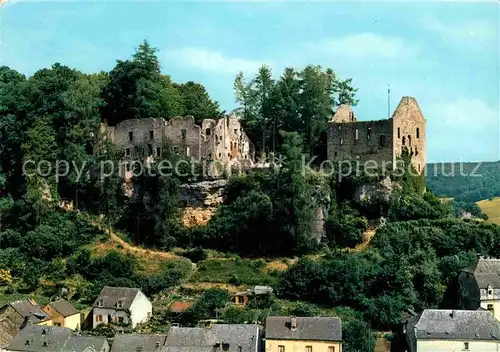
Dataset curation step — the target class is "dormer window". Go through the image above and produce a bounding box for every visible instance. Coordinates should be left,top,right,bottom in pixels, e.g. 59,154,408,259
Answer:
97,300,103,307
116,300,124,308
488,285,493,295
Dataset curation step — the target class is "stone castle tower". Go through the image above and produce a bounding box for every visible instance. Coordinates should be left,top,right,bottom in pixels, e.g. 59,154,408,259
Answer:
327,96,426,174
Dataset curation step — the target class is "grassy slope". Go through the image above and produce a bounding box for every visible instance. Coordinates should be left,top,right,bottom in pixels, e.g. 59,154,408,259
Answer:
477,197,500,225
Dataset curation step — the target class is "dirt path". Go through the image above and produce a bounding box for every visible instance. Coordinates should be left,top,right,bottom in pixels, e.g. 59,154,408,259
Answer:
354,229,377,251
94,220,182,260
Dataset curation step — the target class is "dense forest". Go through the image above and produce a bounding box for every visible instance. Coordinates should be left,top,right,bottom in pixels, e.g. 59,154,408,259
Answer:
427,161,500,202
0,40,499,352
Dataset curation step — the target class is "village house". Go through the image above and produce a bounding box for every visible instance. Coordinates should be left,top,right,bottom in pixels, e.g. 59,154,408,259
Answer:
163,324,263,352
109,333,167,352
6,325,109,352
42,300,81,331
404,309,500,352
265,316,342,352
91,286,152,329
233,286,273,307
0,299,52,349
458,257,500,320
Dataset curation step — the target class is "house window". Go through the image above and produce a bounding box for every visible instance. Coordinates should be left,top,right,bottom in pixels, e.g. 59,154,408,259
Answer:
156,147,161,157
116,300,123,308
234,129,238,134
328,347,335,352
54,322,61,327
464,342,469,350
488,286,493,295
128,132,133,142
97,300,103,307
98,315,103,322
181,129,187,141
355,129,359,140
487,304,494,312
397,127,400,138
149,131,154,140
222,343,229,351
118,317,124,323
367,128,371,139
416,127,420,138
305,346,312,352
278,346,285,352
340,138,344,145
125,148,131,157
206,128,211,136
186,147,190,157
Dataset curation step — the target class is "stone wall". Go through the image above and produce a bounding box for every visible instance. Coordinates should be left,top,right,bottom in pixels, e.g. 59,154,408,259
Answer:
326,96,426,174
392,97,426,173
109,118,165,159
327,119,394,166
165,116,202,160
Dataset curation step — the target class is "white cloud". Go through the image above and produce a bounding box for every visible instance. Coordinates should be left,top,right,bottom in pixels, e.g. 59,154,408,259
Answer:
421,17,497,51
305,33,419,60
426,99,499,162
164,47,272,75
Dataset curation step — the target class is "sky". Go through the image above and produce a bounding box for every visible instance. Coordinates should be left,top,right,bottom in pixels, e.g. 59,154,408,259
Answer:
1,0,499,162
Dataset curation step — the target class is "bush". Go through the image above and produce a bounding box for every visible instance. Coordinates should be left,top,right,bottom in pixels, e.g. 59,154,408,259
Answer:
182,247,207,263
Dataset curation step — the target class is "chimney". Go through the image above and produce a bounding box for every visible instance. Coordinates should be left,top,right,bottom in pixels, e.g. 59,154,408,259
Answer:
290,316,297,331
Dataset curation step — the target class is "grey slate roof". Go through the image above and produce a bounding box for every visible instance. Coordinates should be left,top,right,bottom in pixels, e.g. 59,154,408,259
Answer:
265,316,342,342
92,286,141,310
62,336,109,352
163,324,261,352
110,333,167,352
48,300,79,317
409,309,500,340
10,299,51,323
7,325,72,352
467,258,500,288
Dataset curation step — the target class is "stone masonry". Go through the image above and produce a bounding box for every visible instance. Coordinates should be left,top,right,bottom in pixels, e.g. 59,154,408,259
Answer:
101,115,255,165
327,96,426,174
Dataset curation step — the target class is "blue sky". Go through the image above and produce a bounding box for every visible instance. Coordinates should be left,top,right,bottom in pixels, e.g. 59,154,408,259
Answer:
2,0,499,162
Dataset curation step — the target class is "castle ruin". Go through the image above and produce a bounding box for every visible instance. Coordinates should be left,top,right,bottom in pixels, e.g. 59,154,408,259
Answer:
327,96,426,173
99,115,255,166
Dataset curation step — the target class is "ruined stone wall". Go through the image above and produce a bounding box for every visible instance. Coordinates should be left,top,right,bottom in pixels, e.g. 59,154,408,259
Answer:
327,119,394,166
111,118,166,159
201,119,218,161
165,116,202,160
392,97,426,173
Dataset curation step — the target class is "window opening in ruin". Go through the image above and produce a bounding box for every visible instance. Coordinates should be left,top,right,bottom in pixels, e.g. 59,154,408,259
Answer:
418,164,421,173
156,147,161,157
206,129,211,136
218,153,222,158
234,129,237,134
148,144,153,156
398,127,400,138
334,151,338,157
367,128,371,139
181,129,187,141
416,128,420,139
355,129,359,140
340,138,344,145
415,146,418,156
125,148,130,157
149,131,154,140
402,136,406,146
186,147,190,157
408,135,412,147
379,135,386,148
134,146,139,157
129,132,133,142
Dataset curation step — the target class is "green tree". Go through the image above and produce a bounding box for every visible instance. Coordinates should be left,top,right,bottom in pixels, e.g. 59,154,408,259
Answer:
174,81,221,123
